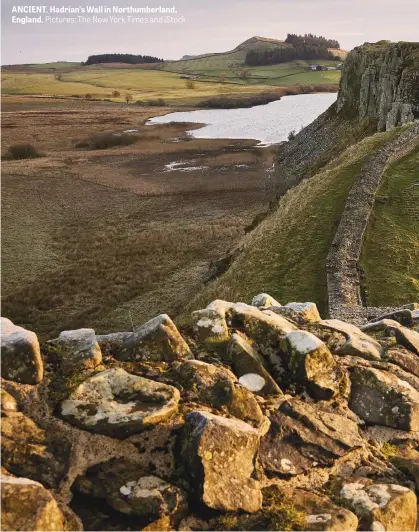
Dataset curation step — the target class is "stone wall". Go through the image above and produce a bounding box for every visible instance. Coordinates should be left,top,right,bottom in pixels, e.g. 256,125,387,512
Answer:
326,121,419,324
274,42,419,197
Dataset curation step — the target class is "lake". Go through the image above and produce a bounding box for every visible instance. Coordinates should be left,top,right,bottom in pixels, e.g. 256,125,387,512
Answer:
148,93,337,145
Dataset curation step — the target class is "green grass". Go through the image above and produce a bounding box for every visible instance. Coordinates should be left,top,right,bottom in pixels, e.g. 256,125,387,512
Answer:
185,127,406,317
361,146,419,306
1,69,278,105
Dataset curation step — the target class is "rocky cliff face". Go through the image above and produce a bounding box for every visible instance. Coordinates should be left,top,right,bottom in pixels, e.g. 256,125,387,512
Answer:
275,41,419,195
337,42,419,130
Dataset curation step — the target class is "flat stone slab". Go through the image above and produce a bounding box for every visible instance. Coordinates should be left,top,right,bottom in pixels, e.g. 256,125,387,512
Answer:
269,302,321,324
318,319,383,361
59,368,180,438
260,399,363,476
1,317,43,384
349,366,419,431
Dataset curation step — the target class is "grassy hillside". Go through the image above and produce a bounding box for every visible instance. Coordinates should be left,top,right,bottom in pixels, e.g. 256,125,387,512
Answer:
161,36,343,85
2,36,342,104
185,126,407,317
361,146,419,306
1,69,278,105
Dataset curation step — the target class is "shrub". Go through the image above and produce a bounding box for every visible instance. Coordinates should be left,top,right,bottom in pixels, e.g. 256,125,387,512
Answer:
186,79,196,89
288,130,296,141
112,90,121,98
85,93,93,100
136,98,166,107
4,143,43,160
75,133,139,150
125,94,133,104
90,133,139,150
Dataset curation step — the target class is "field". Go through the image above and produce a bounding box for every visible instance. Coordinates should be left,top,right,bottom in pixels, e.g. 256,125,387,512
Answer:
1,97,270,339
186,126,409,317
2,35,342,106
361,147,419,306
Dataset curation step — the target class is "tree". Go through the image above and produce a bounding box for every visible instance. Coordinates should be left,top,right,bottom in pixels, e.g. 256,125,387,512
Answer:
112,90,121,98
186,79,196,89
125,94,133,104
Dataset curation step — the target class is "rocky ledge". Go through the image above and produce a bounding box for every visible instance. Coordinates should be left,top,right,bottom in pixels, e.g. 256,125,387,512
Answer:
2,297,419,531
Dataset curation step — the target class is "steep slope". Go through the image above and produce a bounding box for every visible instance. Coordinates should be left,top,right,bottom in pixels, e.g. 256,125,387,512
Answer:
188,41,419,319
361,146,419,306
274,41,419,195
187,126,408,317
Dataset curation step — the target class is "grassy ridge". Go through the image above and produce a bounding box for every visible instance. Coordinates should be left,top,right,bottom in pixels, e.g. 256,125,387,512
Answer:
361,146,419,306
185,127,406,317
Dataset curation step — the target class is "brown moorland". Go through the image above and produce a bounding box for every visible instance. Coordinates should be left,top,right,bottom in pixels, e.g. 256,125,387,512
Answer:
1,96,269,339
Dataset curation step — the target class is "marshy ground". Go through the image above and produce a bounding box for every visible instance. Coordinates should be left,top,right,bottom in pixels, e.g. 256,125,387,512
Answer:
1,96,271,338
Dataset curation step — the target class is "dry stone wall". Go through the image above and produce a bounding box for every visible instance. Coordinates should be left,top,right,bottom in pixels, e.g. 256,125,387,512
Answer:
326,121,419,323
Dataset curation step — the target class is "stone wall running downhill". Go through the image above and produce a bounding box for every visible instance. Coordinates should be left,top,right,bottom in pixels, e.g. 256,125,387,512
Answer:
326,121,419,324
274,42,419,197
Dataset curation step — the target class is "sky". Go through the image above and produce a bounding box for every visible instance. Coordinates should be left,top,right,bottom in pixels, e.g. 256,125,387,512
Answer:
1,0,419,65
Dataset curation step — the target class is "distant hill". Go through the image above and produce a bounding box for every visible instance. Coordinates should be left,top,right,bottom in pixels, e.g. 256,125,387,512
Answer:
161,36,347,81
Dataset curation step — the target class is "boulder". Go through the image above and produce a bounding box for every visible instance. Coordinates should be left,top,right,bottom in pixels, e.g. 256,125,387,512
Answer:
1,318,43,384
372,309,414,327
280,330,344,400
386,347,419,378
117,314,192,362
251,293,281,308
180,411,261,513
74,459,187,521
338,478,417,531
318,319,383,361
349,366,419,431
259,399,363,476
361,319,402,333
51,328,102,373
96,331,132,355
172,359,264,426
1,475,67,531
393,326,419,355
269,302,321,324
228,303,297,371
228,333,282,396
59,368,180,438
1,412,70,488
192,300,231,346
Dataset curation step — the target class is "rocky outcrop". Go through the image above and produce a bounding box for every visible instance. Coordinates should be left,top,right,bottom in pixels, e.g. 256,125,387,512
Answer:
337,42,419,131
2,295,419,531
1,318,43,384
274,42,419,195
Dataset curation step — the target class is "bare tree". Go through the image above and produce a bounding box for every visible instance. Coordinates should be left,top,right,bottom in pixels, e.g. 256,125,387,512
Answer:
125,94,133,104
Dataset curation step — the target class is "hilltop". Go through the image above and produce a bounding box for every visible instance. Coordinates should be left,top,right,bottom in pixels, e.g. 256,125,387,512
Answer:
159,35,346,86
